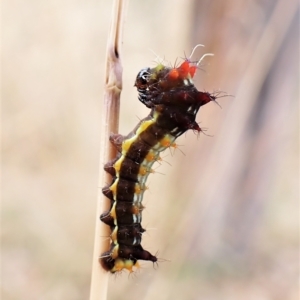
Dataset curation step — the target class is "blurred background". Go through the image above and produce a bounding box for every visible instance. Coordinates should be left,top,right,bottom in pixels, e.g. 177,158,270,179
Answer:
2,0,299,299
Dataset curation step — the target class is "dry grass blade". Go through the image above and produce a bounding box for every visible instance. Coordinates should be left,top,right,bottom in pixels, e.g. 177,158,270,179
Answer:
89,0,128,299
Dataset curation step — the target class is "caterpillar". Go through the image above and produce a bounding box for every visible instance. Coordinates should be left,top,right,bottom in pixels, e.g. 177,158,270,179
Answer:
99,49,217,273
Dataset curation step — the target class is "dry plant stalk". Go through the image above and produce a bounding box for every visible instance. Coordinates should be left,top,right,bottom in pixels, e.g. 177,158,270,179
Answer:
89,0,128,299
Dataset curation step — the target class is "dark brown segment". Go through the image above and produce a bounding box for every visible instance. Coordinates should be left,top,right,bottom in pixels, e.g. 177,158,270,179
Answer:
156,106,198,132
115,179,140,202
138,123,168,146
103,178,144,202
123,137,152,163
117,157,140,182
115,202,143,225
116,224,145,246
118,244,157,262
141,88,196,108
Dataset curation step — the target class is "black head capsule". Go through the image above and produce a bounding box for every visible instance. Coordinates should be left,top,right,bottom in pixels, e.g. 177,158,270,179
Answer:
134,68,152,106
134,68,151,90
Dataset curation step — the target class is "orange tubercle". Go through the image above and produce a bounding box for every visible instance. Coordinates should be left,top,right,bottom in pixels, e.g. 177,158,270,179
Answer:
178,60,190,78
175,60,197,79
132,204,143,214
138,166,147,176
134,185,142,194
160,136,172,148
145,152,155,162
168,68,179,80
188,65,197,77
170,142,178,149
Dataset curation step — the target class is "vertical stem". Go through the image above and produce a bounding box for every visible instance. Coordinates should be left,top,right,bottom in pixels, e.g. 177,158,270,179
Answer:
89,0,128,299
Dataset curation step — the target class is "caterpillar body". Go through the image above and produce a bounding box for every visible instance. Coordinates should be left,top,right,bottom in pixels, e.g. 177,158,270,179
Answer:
100,54,216,273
